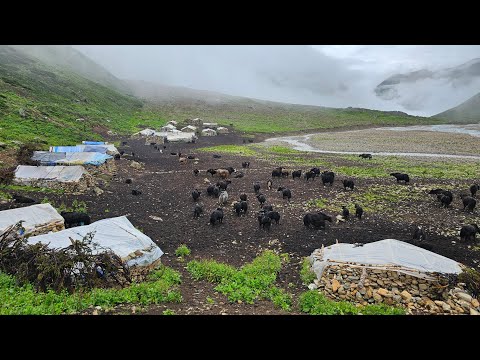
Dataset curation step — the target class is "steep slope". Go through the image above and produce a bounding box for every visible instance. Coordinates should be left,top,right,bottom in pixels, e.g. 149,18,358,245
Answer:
130,80,442,134
0,46,163,146
434,92,480,123
11,45,132,95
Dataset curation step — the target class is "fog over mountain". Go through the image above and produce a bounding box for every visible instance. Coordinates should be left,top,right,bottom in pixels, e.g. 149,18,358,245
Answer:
73,45,480,116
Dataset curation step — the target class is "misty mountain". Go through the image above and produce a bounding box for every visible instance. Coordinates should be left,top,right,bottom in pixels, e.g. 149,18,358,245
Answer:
375,58,480,112
434,91,480,123
10,45,131,94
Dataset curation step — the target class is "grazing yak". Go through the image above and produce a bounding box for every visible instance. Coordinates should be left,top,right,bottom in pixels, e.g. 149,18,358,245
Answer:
131,189,142,196
303,213,327,229
292,170,302,180
342,179,355,191
304,171,316,181
460,194,476,212
258,211,272,230
460,224,480,242
470,184,480,197
256,193,267,207
390,172,410,184
359,153,372,159
277,187,292,201
253,183,261,194
321,171,335,186
271,167,283,178
242,161,250,168
193,169,199,176
125,178,133,184
240,193,247,202
218,191,229,205
12,194,36,204
210,208,224,225
193,203,203,218
192,189,201,202
267,180,273,190
412,226,427,241
355,204,363,220
342,206,350,220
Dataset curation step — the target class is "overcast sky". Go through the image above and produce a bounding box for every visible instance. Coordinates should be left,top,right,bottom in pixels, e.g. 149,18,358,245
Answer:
74,45,480,116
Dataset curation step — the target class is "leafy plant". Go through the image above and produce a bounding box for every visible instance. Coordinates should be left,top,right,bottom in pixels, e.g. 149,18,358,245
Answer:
187,250,292,311
300,257,316,285
162,309,175,315
175,244,191,258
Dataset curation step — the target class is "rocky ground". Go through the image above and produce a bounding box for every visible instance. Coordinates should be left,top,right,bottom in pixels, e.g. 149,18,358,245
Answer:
2,131,480,315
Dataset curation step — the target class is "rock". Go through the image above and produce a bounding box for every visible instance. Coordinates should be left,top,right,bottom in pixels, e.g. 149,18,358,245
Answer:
308,283,318,290
19,108,26,117
401,290,412,301
356,291,363,300
373,292,383,302
471,299,479,308
366,287,373,299
359,288,366,295
93,187,104,196
392,287,399,295
376,279,384,286
418,283,428,291
377,288,389,296
393,295,402,303
470,308,479,315
92,310,98,315
332,279,341,292
457,299,472,310
456,292,473,303
338,286,346,294
130,161,143,170
149,216,163,221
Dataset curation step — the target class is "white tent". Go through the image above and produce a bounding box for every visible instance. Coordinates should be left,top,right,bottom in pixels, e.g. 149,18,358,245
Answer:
202,128,217,136
202,122,218,129
217,126,229,134
181,125,197,132
160,124,177,132
310,239,464,280
14,165,86,184
166,132,197,142
0,203,65,236
27,216,164,267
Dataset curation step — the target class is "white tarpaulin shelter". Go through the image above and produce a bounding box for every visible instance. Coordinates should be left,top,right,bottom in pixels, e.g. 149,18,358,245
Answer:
311,239,464,280
14,165,87,183
166,132,197,142
0,203,65,236
133,129,156,136
32,151,112,166
27,216,164,267
202,128,217,136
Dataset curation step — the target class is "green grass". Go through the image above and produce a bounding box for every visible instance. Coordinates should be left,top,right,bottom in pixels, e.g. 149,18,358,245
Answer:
175,244,191,258
148,101,442,135
300,257,317,285
298,291,406,315
162,309,176,315
0,265,182,315
186,250,292,311
259,145,303,155
197,145,257,156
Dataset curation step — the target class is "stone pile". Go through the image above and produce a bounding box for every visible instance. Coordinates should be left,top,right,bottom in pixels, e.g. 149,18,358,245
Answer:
310,264,479,315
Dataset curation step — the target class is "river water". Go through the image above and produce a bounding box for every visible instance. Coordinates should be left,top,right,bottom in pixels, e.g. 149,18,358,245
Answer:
263,124,480,160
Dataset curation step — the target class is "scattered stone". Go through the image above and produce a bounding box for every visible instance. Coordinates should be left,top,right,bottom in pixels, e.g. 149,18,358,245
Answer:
332,279,341,292
471,299,479,308
308,283,318,290
93,187,104,196
130,161,143,170
470,308,479,315
149,216,163,221
456,292,473,303
92,310,98,315
377,288,389,296
418,283,428,291
401,290,412,302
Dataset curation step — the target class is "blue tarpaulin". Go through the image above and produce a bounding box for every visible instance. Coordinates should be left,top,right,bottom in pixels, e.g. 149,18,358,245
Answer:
32,151,112,166
82,141,106,145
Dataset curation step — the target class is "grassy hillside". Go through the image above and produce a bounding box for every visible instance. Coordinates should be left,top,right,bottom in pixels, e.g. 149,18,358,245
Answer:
434,92,480,123
144,100,443,134
0,46,167,148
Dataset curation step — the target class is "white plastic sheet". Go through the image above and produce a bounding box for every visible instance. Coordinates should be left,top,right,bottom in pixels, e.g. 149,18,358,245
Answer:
0,203,64,236
311,239,463,280
33,151,112,166
14,165,86,183
27,216,164,267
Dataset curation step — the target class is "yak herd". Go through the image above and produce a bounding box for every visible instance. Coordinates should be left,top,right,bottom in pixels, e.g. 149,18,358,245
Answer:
176,156,480,245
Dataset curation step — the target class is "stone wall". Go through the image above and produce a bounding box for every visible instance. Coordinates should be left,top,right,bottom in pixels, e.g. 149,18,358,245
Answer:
310,264,479,315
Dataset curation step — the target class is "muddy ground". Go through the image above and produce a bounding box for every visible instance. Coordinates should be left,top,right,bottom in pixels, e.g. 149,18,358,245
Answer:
2,132,480,315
